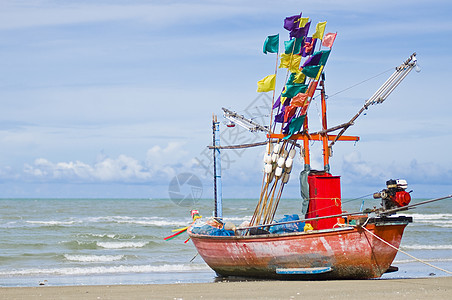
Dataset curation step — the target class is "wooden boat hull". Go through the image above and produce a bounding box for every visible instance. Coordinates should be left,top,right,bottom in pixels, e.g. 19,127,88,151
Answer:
188,216,411,279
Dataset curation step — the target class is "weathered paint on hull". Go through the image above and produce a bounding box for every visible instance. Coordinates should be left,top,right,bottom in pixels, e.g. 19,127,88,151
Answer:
189,221,409,280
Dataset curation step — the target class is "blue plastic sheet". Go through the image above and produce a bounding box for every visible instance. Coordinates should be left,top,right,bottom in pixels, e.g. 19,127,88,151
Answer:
190,224,234,236
269,214,305,234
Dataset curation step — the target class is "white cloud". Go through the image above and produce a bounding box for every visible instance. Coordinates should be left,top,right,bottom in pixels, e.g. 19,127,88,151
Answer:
21,142,193,184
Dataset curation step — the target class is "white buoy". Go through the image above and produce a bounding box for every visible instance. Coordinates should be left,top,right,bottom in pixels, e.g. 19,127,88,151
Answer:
277,156,286,167
273,143,281,154
289,149,296,159
271,153,279,163
275,166,283,177
285,157,293,168
264,154,272,164
264,163,273,174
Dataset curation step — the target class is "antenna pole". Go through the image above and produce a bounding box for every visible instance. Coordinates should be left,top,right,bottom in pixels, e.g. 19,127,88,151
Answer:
212,114,223,219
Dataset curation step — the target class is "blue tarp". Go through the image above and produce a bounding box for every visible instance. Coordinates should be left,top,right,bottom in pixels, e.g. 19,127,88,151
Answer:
269,214,305,234
190,224,234,236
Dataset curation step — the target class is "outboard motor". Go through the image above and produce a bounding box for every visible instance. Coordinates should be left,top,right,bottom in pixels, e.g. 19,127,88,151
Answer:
373,179,411,211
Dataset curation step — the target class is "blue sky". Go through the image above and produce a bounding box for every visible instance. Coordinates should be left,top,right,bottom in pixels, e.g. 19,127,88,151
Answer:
0,0,450,199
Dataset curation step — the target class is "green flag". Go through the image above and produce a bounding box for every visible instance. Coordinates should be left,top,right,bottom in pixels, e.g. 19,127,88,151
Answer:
281,83,308,98
284,38,302,54
263,34,279,54
302,65,322,78
319,50,331,66
283,115,306,140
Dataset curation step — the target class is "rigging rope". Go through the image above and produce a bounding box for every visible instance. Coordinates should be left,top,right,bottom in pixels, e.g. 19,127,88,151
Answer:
360,226,452,275
326,67,394,99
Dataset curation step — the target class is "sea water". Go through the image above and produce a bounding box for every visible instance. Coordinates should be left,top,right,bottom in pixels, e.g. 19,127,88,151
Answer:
0,198,451,287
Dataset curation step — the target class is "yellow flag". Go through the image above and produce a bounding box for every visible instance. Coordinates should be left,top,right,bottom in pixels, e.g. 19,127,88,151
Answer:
257,74,276,92
312,21,327,40
293,70,306,84
279,53,302,73
280,96,288,105
298,17,309,28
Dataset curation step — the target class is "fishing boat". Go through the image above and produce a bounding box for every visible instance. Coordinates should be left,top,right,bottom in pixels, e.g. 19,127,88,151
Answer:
185,13,439,280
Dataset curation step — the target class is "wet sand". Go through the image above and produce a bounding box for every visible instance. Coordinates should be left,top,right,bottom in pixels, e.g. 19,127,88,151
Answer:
1,276,451,299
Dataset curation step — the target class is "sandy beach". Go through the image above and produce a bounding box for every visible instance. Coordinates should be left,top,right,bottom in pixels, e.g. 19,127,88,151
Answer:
1,276,451,299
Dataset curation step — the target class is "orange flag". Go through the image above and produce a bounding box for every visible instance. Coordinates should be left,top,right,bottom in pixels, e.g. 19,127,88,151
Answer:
291,93,308,107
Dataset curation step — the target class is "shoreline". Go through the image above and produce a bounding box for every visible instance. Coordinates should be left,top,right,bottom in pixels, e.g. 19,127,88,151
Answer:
1,276,451,299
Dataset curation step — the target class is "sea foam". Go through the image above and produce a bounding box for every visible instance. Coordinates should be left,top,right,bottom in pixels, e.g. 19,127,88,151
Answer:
63,254,125,262
0,264,210,276
96,241,148,249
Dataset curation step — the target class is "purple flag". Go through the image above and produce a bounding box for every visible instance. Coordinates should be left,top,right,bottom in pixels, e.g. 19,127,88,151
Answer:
273,95,281,109
274,111,285,123
302,51,322,67
290,21,311,39
284,14,302,31
282,97,291,107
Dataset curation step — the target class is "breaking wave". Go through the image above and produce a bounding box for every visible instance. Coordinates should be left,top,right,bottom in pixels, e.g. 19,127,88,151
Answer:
0,264,210,276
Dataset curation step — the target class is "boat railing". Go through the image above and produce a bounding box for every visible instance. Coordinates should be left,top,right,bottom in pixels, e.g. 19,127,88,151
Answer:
235,195,452,233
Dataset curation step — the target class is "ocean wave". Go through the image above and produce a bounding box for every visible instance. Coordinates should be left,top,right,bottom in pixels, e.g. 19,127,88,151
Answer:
401,244,452,250
408,213,452,221
394,258,452,264
63,254,125,262
96,241,148,249
60,240,98,250
87,216,189,227
75,233,137,240
25,220,77,226
0,263,210,276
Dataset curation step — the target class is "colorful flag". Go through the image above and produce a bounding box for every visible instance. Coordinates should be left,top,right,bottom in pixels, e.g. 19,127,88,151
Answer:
273,95,281,109
302,65,322,78
306,81,319,97
284,38,302,54
287,71,306,85
263,34,279,54
283,105,297,123
302,51,323,67
283,115,306,140
279,53,302,73
318,50,331,65
312,21,327,40
298,17,309,28
257,74,276,92
290,21,310,39
301,37,316,57
282,84,308,98
274,111,285,123
302,50,331,68
284,14,302,31
281,96,288,106
291,93,308,107
322,32,337,48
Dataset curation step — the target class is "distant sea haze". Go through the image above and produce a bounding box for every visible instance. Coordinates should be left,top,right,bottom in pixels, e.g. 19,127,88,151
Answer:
0,198,451,286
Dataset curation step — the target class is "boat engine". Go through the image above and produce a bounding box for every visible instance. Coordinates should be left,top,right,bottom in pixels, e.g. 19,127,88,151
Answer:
373,179,411,211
